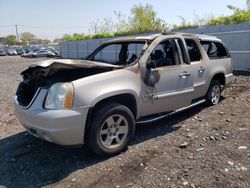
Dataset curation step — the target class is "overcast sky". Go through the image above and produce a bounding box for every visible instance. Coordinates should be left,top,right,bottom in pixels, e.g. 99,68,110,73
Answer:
0,0,247,39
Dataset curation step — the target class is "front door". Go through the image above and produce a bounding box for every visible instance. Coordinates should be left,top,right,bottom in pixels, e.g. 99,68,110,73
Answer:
141,37,194,116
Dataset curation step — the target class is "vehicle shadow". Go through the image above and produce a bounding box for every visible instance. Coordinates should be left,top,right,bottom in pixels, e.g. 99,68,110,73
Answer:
0,103,207,188
132,103,208,145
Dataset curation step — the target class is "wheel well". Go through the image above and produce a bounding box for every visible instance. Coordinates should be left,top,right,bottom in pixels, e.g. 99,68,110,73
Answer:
93,94,137,118
84,94,137,139
211,73,225,86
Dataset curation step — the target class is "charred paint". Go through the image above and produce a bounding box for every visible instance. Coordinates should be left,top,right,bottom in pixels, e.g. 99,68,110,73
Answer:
143,69,160,87
17,61,119,107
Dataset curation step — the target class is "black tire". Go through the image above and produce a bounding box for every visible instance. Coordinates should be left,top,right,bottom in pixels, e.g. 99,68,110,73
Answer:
86,103,135,157
205,80,221,106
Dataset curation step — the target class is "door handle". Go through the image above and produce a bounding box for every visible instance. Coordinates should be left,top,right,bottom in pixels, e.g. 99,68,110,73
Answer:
198,66,205,73
179,71,191,78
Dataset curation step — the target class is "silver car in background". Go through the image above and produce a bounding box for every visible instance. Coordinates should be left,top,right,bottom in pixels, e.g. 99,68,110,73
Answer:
33,49,56,58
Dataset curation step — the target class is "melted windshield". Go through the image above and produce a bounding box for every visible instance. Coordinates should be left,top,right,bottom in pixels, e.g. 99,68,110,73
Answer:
86,41,147,66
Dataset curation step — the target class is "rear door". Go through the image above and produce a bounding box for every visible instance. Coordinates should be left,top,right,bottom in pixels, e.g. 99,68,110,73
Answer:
184,38,208,99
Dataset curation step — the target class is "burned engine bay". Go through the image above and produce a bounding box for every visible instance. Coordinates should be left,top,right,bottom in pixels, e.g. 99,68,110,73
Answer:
16,61,120,107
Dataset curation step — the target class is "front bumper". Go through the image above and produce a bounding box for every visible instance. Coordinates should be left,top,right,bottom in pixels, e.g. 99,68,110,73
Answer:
14,89,89,146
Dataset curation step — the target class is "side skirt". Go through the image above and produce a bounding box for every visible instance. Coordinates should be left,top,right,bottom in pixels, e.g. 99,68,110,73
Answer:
136,99,206,124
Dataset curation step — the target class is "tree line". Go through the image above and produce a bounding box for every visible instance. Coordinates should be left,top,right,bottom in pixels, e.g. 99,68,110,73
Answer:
3,32,51,46
61,1,250,42
3,1,250,45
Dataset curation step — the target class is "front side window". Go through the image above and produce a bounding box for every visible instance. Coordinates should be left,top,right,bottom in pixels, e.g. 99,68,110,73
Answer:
149,39,180,68
185,38,201,62
201,41,230,59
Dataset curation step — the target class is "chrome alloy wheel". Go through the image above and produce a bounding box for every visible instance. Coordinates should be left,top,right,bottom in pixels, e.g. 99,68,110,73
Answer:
211,85,221,104
99,114,129,149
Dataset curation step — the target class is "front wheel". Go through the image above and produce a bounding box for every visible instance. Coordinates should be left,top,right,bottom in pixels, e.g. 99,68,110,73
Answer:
205,80,221,105
86,103,135,157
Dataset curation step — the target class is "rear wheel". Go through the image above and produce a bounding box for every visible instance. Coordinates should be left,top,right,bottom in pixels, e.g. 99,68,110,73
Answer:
86,103,135,157
205,80,221,105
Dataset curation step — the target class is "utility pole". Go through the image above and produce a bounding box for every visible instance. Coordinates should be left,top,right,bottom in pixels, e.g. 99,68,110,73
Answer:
15,24,19,42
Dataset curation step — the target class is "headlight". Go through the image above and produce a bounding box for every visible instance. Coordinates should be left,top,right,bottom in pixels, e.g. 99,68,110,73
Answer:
44,82,74,109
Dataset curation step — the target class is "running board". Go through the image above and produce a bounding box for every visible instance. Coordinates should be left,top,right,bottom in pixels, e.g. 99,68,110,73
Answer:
136,99,206,124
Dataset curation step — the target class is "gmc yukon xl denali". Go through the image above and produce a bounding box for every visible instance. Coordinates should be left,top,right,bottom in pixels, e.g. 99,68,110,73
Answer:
14,32,234,156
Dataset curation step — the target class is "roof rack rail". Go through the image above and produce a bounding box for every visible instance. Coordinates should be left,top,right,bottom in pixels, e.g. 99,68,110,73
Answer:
161,31,179,35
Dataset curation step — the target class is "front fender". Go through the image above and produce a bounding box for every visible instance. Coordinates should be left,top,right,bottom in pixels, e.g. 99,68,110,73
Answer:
72,67,141,115
88,89,139,107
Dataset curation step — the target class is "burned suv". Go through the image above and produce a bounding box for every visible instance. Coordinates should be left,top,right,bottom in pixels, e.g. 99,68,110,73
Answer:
14,32,233,156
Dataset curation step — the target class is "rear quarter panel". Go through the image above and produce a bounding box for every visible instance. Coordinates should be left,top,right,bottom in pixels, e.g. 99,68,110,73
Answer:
205,57,232,90
197,39,233,92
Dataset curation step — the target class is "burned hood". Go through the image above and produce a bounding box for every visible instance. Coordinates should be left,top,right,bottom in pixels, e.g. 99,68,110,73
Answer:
29,59,123,69
17,59,121,107
21,59,122,81
21,59,123,78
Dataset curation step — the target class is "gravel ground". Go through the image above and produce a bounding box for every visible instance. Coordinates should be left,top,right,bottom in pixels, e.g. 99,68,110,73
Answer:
0,56,249,188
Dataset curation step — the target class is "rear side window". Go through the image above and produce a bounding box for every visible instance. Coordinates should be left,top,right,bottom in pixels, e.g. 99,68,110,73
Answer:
201,41,230,59
185,39,201,62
